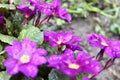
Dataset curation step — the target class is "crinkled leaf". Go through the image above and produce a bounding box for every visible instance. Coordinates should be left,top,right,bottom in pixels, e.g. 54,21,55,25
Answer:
0,4,16,10
49,69,70,80
18,26,44,45
0,71,11,80
5,18,13,35
0,33,17,45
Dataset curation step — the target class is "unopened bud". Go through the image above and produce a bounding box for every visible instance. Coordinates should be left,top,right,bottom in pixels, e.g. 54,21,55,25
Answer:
104,58,116,69
96,49,104,61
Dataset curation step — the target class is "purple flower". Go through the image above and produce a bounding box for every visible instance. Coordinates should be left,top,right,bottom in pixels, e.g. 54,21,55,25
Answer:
87,33,109,49
4,38,47,78
87,33,120,59
39,0,72,22
48,49,102,78
17,4,36,18
105,40,120,58
17,0,40,18
0,14,5,25
44,31,82,51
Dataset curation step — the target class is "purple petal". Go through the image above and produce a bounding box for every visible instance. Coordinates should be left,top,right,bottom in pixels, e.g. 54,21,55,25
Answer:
34,48,47,56
31,52,47,65
19,64,38,78
22,38,37,53
48,55,62,69
82,77,91,80
0,14,5,25
5,40,22,58
4,58,19,75
58,8,72,22
17,4,36,16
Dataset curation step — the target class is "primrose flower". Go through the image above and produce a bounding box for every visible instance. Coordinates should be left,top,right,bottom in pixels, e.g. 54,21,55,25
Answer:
48,49,102,78
87,33,109,49
105,40,120,58
40,0,71,22
0,14,5,25
44,31,82,51
17,0,39,18
87,33,120,59
4,38,47,78
17,4,36,18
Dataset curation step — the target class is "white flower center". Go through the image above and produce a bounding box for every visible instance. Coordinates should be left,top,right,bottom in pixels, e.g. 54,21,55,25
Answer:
56,41,62,45
20,54,30,63
101,42,109,46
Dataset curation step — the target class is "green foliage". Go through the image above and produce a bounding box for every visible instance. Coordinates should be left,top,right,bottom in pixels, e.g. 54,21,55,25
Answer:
49,69,70,80
0,4,16,10
5,18,13,35
0,33,17,45
0,71,11,80
110,19,120,35
18,26,44,45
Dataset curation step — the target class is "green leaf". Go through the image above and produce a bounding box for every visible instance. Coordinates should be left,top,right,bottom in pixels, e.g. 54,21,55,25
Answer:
0,4,16,10
5,18,13,35
0,42,3,52
0,33,17,45
49,69,70,80
14,0,23,5
0,71,11,80
18,26,44,45
0,0,8,3
110,19,120,34
55,18,65,26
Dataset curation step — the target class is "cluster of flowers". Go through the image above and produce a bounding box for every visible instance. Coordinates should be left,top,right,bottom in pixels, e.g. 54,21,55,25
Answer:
2,0,120,80
5,31,120,80
17,0,71,23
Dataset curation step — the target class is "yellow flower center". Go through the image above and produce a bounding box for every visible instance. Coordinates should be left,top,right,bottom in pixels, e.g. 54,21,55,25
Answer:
68,63,80,69
52,12,57,17
56,41,62,45
20,54,30,63
101,42,109,46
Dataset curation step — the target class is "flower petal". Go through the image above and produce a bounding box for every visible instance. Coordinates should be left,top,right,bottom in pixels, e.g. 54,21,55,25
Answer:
4,58,19,75
19,64,38,78
31,52,47,65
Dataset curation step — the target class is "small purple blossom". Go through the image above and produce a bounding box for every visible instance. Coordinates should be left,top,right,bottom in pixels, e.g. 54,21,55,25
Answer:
4,38,47,78
17,0,39,18
105,40,120,58
39,0,72,22
48,49,102,78
17,4,36,18
87,33,109,49
88,33,120,59
44,31,82,51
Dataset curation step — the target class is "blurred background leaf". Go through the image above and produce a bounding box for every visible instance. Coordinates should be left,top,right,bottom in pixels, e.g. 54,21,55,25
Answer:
0,71,11,80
